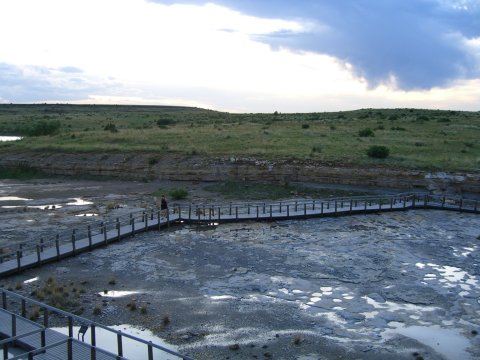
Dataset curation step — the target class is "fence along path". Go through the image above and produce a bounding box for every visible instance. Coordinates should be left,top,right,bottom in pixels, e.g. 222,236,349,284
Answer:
0,288,193,360
0,193,478,277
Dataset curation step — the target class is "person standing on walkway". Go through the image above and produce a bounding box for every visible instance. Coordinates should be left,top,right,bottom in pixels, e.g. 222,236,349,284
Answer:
160,194,168,217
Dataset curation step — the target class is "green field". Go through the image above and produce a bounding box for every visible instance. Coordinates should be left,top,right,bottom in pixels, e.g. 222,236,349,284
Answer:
0,104,479,172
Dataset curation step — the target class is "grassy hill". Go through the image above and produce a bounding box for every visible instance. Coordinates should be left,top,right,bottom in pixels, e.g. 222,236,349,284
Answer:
0,104,479,172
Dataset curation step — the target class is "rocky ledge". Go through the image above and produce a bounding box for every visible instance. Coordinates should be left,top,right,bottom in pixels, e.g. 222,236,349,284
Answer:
1,152,479,194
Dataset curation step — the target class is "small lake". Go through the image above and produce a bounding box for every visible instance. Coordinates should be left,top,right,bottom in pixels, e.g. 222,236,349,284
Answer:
0,136,22,141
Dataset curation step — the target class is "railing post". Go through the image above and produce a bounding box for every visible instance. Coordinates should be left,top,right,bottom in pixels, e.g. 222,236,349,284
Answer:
91,324,97,360
104,223,108,244
36,245,41,264
279,202,282,213
41,328,46,347
269,205,272,218
218,206,221,221
247,204,250,215
43,308,49,327
295,201,298,212
313,200,316,211
209,207,212,221
390,198,393,209
67,337,73,360
379,199,382,210
117,332,123,357
403,196,407,209
21,299,26,317
130,213,134,232
40,238,44,252
364,200,367,213
304,203,307,217
442,196,446,208
68,316,73,338
256,205,259,219
71,229,76,256
350,200,353,213
188,205,192,223
148,341,154,360
334,201,337,214
321,202,323,215
145,212,149,230
88,225,92,249
235,207,238,220
263,203,266,214
55,238,60,260
100,221,104,234
16,250,21,270
287,204,290,217
11,313,16,337
412,195,416,207
229,203,232,216
459,198,463,210
2,292,6,309
151,209,154,220
116,218,121,241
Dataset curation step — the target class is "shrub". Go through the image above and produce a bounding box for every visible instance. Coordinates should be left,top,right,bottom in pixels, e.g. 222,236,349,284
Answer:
358,128,374,137
302,124,310,129
156,118,175,127
311,145,322,153
367,145,390,159
104,123,118,132
24,120,61,136
169,188,189,200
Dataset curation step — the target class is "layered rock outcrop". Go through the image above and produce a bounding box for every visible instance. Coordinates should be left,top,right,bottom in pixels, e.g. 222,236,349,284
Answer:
1,152,479,194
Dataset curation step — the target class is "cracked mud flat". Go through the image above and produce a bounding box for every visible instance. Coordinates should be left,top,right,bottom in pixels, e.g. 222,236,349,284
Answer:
1,180,480,359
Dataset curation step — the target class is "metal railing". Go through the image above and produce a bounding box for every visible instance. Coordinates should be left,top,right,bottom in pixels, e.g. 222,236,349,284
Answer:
0,288,193,360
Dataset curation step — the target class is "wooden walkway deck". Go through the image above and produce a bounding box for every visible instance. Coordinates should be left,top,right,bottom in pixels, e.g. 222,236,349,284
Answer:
0,193,478,278
0,289,193,360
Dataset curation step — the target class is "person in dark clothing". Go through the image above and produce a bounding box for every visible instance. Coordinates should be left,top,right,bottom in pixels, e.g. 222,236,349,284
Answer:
160,194,168,217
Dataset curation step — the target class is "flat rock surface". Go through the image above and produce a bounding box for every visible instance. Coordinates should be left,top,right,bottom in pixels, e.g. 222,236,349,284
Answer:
1,179,480,359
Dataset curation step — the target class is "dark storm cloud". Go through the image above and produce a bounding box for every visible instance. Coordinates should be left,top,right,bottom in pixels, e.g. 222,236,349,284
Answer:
151,0,480,89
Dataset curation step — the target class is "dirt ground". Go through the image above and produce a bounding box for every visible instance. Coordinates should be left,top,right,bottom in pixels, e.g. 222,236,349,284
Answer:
1,178,480,360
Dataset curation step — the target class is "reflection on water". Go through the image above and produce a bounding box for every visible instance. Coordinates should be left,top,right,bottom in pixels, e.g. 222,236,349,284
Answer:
52,324,179,360
383,323,472,360
98,290,140,298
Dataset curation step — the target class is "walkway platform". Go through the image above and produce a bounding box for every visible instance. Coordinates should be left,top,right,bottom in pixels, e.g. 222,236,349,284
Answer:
0,193,478,277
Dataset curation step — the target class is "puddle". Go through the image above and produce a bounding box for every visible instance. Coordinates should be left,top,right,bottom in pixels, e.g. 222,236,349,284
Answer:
1,204,63,210
76,213,99,217
383,323,472,360
23,276,39,284
98,290,140,298
67,198,94,206
51,324,179,359
0,196,32,201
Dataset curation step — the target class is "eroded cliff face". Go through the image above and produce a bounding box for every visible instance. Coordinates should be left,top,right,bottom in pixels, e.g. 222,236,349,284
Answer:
1,152,479,194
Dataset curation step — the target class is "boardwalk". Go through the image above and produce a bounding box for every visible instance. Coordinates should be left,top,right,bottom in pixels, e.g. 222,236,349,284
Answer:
0,193,478,277
0,288,193,360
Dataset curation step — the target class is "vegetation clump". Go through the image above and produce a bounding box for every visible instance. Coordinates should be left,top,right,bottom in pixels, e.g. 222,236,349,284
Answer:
358,128,375,137
366,145,390,159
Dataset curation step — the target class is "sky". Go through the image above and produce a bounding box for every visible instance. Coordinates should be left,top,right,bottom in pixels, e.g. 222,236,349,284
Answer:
0,0,479,112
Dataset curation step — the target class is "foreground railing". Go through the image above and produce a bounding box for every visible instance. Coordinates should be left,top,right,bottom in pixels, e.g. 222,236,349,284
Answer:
0,288,193,360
